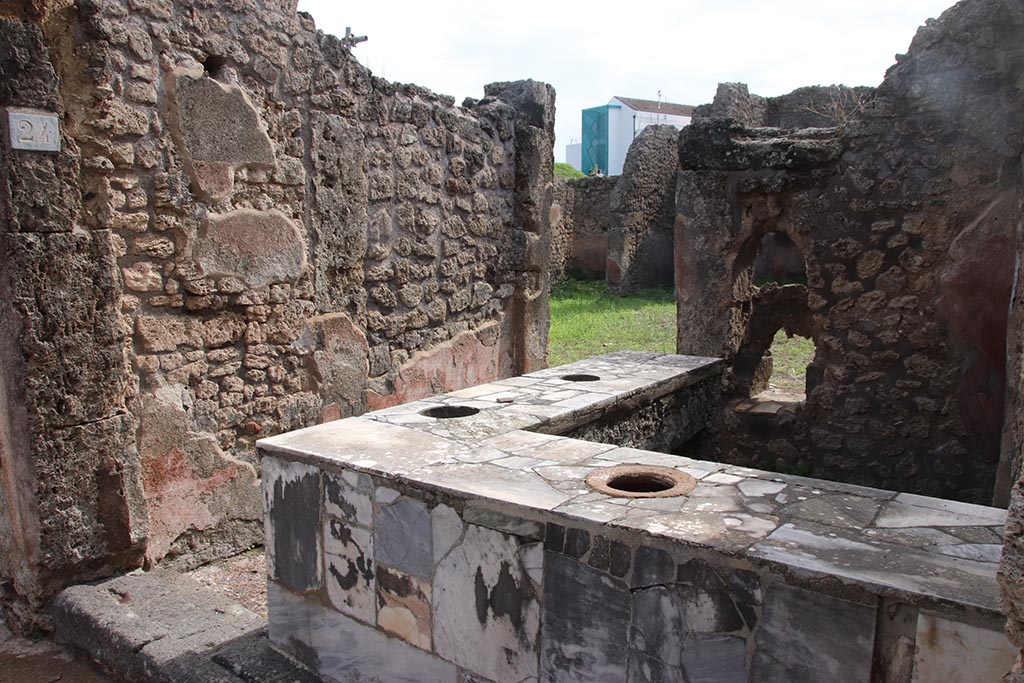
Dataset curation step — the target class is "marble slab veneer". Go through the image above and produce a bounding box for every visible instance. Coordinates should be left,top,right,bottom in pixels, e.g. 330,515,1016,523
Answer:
258,351,1014,683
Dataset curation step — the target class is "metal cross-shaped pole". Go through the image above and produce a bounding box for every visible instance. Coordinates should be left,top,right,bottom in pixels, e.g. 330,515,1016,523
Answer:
342,27,368,49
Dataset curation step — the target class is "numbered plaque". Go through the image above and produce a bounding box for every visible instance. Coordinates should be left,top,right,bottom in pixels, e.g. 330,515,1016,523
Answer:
7,109,61,152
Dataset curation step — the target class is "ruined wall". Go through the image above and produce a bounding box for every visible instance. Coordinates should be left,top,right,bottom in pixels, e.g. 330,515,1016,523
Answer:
565,175,615,279
0,0,553,626
692,82,875,129
677,0,1024,504
549,175,574,283
999,200,1024,680
606,124,678,292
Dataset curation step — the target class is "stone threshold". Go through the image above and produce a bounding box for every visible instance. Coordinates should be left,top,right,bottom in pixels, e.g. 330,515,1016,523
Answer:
50,569,314,683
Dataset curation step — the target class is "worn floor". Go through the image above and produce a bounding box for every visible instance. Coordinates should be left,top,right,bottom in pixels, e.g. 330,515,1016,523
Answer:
188,548,268,617
0,621,111,683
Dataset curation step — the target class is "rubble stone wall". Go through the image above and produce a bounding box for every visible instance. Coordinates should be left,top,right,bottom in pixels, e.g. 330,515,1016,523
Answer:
549,175,574,283
692,82,875,129
677,0,1024,505
0,0,553,626
563,175,615,280
606,124,678,292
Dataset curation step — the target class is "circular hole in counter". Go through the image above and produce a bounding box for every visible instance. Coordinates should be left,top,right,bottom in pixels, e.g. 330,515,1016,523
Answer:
586,464,696,499
561,373,600,382
419,405,480,419
605,473,675,493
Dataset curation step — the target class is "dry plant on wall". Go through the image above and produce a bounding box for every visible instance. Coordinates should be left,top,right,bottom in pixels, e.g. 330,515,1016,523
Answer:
801,85,868,131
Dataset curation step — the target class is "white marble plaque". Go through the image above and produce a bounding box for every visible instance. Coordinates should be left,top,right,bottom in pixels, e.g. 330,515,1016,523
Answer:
7,110,60,152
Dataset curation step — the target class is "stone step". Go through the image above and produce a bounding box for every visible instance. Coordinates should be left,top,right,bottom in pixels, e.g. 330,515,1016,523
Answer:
49,569,318,683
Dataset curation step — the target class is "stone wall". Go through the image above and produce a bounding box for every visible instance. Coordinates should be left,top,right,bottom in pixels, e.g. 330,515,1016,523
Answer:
0,0,553,627
677,0,1024,505
549,176,574,283
563,175,615,280
606,124,678,292
998,132,1024,680
692,81,875,129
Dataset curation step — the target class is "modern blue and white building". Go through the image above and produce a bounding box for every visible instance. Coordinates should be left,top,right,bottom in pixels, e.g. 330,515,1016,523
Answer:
566,96,695,176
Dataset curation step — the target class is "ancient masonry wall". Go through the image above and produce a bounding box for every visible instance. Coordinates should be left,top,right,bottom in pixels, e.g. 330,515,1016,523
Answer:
548,176,573,283
549,129,678,292
692,82,876,129
606,124,678,292
676,0,1024,505
0,0,553,626
557,176,610,282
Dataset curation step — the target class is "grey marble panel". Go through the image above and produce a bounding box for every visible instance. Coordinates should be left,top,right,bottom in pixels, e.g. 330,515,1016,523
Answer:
267,582,457,683
682,635,748,683
375,496,434,578
434,524,541,683
751,584,875,683
262,456,321,593
541,552,629,682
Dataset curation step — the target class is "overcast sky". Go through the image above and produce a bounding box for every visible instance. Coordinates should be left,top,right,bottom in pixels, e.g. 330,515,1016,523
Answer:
296,0,956,162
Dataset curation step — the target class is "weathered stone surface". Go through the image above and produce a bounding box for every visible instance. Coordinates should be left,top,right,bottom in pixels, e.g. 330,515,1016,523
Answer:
170,71,274,200
554,176,615,280
269,582,456,683
323,517,374,623
1,0,553,627
435,524,541,683
911,611,1014,683
292,312,369,421
322,470,373,527
367,322,513,410
261,456,320,593
676,0,1024,506
139,383,261,567
194,210,307,288
682,636,748,683
376,563,432,650
541,551,629,682
6,231,127,428
51,570,264,683
607,124,678,292
374,496,433,579
751,584,875,682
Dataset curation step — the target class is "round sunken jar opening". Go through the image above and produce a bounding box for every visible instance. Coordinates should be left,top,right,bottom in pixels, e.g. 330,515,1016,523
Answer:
585,464,697,499
419,405,480,419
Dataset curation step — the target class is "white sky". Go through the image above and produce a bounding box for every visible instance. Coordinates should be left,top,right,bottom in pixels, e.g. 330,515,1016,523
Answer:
296,0,955,162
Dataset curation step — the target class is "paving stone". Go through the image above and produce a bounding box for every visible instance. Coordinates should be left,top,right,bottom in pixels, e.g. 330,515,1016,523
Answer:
212,629,323,683
51,570,265,683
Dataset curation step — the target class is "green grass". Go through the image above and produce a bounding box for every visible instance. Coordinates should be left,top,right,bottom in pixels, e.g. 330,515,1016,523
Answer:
548,278,676,366
766,329,815,394
554,162,586,180
548,279,817,395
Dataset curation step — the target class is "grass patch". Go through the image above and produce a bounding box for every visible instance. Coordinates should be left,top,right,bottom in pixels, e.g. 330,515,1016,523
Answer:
766,330,815,394
554,162,586,179
549,280,817,393
548,278,676,366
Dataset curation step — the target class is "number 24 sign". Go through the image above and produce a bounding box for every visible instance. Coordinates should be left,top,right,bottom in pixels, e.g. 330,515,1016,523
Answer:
7,110,61,153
